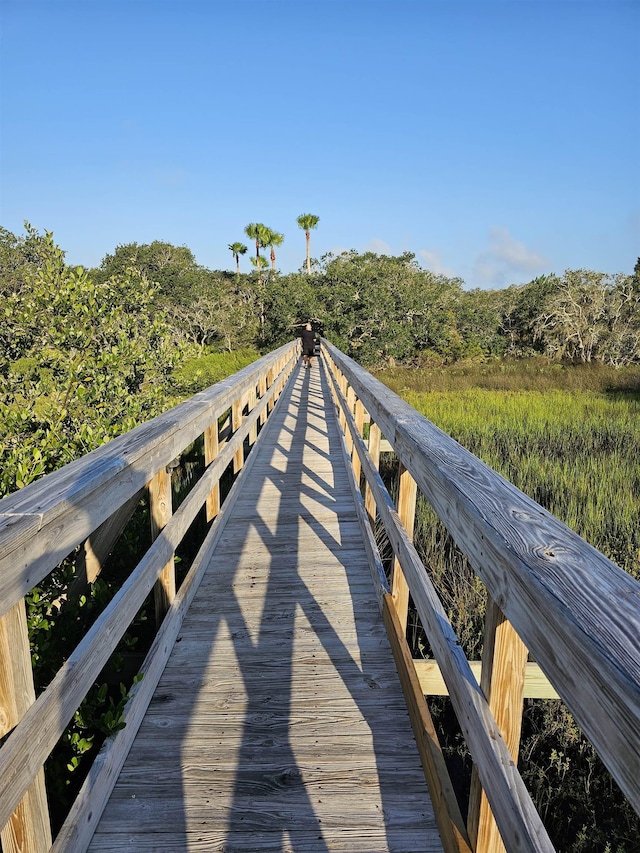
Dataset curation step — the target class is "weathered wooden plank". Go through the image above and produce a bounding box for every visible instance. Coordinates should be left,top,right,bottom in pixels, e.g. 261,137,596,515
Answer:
325,340,640,821
0,601,52,853
85,360,442,853
326,358,554,852
52,369,299,853
0,342,299,617
0,358,298,834
414,660,559,700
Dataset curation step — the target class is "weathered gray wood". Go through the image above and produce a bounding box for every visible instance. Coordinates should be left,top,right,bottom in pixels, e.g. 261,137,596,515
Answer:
0,355,297,833
0,601,52,853
52,362,294,853
69,491,142,598
85,360,442,853
326,359,555,851
325,340,640,818
0,342,299,618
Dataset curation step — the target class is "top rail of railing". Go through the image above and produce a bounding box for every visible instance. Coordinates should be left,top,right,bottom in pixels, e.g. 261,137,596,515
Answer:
322,339,640,847
0,340,299,853
0,341,297,620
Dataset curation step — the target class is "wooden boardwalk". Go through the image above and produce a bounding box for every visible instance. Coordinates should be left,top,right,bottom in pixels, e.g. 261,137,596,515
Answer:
88,359,443,852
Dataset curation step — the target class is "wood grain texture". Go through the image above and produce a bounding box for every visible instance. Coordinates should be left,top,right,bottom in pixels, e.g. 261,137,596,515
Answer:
0,355,297,835
86,360,442,853
0,601,52,853
326,354,555,851
0,344,298,618
324,340,640,818
413,661,559,700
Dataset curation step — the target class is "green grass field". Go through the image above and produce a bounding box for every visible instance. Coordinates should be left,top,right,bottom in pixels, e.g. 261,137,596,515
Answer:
376,358,640,852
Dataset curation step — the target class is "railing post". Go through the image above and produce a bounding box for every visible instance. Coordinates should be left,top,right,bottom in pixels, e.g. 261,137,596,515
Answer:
468,596,528,852
392,464,418,634
204,419,220,522
266,367,275,413
248,384,258,446
344,386,355,454
258,375,267,425
364,421,381,527
0,601,52,853
149,466,175,626
232,395,244,473
352,399,365,484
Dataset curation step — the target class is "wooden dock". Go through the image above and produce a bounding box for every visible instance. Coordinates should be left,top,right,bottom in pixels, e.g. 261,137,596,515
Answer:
87,360,443,852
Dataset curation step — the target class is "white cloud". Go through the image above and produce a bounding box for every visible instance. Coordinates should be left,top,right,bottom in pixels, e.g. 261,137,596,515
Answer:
364,238,392,255
418,249,455,277
474,227,547,287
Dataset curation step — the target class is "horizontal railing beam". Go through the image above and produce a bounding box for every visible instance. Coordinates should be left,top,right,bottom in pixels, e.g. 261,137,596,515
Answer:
324,339,640,816
0,352,297,834
0,342,298,619
325,357,555,851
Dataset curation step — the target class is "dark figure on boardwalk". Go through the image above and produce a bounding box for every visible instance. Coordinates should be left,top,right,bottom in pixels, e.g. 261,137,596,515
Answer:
301,322,316,368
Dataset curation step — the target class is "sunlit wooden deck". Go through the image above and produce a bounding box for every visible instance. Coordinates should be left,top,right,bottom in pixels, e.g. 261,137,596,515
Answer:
88,360,442,852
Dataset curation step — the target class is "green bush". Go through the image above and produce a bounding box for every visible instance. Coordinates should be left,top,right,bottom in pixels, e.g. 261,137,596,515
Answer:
171,348,260,395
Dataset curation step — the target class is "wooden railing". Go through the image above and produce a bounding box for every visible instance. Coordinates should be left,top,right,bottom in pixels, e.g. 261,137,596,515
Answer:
323,340,640,853
0,340,299,853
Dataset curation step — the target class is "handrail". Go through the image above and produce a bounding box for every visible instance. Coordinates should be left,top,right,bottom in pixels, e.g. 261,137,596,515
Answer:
0,340,299,852
322,339,640,853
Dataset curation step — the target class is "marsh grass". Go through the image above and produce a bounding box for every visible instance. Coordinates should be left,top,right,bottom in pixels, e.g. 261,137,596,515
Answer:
376,358,640,852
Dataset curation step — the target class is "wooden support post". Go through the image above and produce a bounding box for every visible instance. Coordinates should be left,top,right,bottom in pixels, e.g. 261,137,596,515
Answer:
266,367,275,413
391,464,418,635
383,594,472,853
232,396,244,473
0,601,52,853
66,491,142,601
258,375,267,425
467,596,528,853
344,386,355,454
364,421,381,528
149,467,175,627
352,398,365,484
248,384,258,445
204,420,220,522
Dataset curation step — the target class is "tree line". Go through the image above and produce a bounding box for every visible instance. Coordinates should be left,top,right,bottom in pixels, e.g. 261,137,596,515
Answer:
2,221,638,497
95,233,639,367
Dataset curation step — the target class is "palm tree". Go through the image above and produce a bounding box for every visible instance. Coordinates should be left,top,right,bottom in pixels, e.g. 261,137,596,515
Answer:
264,230,284,272
228,242,248,276
249,254,268,277
296,213,320,274
244,223,270,261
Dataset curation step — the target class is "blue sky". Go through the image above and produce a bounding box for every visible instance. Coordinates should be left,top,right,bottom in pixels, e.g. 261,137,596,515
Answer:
1,0,638,289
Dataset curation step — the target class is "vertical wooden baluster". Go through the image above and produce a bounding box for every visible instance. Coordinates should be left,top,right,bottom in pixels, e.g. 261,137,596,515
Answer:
149,466,175,627
248,384,258,446
258,375,267,425
232,396,244,473
0,601,52,853
344,387,355,452
468,596,528,853
391,464,418,634
365,421,381,528
266,367,275,413
352,398,365,483
204,419,220,522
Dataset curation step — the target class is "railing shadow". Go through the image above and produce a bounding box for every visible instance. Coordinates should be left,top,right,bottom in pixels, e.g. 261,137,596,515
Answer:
96,358,433,850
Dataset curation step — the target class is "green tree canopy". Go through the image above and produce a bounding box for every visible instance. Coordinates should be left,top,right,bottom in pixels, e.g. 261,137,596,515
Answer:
0,227,181,496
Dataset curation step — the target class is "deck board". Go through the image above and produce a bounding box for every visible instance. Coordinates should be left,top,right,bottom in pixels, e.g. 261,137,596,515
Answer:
88,360,442,853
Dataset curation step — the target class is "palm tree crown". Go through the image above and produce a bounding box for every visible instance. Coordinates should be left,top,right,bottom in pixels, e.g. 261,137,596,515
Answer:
296,213,320,273
228,242,248,276
264,230,285,271
244,223,270,260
